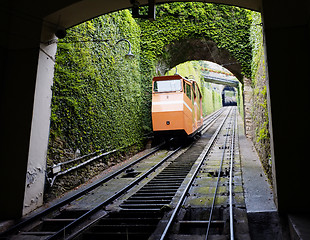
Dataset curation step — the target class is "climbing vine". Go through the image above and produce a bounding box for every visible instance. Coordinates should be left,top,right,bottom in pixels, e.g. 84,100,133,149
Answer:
48,10,144,164
48,3,253,164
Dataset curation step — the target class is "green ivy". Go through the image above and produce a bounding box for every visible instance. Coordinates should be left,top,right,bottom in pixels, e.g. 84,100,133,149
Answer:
249,12,263,80
48,10,144,164
48,3,253,167
139,3,252,77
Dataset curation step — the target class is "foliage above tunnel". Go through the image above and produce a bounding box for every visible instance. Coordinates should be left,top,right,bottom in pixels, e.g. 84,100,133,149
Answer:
138,2,252,78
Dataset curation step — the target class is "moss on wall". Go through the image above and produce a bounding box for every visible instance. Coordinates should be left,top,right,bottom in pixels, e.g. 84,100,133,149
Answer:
249,12,272,182
49,4,252,163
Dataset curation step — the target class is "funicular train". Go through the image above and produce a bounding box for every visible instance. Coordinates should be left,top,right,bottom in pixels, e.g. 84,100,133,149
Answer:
152,74,203,139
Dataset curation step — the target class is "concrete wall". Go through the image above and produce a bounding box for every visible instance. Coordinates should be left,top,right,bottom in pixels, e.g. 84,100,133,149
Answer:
0,13,56,217
23,31,57,214
262,0,310,214
0,11,42,219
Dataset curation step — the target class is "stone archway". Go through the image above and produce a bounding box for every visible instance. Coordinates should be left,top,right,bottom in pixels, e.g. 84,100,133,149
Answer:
157,38,243,82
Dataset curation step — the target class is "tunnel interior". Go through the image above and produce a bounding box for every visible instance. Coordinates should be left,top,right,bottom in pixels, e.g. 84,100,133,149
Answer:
222,86,237,106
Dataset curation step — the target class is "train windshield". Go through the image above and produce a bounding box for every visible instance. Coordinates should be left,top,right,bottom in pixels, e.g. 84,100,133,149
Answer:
153,79,182,92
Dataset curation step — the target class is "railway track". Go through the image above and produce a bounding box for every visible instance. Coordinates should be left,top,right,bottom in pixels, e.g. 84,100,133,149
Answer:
0,108,226,240
74,141,205,240
69,107,241,240
1,146,182,240
154,106,250,240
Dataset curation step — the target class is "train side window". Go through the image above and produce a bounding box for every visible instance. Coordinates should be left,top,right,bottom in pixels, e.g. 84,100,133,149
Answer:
185,83,191,99
154,81,158,92
195,85,199,99
191,89,194,104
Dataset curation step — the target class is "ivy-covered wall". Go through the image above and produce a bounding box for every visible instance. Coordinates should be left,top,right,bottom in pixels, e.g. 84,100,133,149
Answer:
48,10,143,165
47,3,253,199
47,11,147,199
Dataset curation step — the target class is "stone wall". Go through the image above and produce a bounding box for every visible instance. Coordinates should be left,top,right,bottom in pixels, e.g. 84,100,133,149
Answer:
242,11,272,183
243,51,272,183
243,77,253,138
250,53,272,182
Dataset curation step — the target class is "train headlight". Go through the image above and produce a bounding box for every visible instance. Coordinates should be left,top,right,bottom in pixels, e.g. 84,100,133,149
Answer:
166,121,170,125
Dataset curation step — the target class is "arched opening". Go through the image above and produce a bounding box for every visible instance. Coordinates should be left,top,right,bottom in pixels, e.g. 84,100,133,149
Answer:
166,60,242,115
158,39,243,82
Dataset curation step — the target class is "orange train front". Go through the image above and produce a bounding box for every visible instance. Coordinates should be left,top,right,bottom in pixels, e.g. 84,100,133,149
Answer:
152,74,203,138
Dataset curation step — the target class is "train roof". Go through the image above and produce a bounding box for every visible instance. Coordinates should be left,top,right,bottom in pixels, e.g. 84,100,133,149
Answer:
152,74,183,81
152,74,196,83
152,74,202,95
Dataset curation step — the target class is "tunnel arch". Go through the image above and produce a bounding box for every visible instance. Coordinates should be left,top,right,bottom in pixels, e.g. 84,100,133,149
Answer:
157,38,243,82
43,0,261,30
39,0,310,223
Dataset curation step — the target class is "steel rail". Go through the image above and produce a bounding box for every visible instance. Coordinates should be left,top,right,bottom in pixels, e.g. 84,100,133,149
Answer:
201,108,225,135
0,144,163,237
205,107,233,240
159,108,232,240
203,107,225,126
204,107,224,123
229,107,237,240
46,146,182,240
